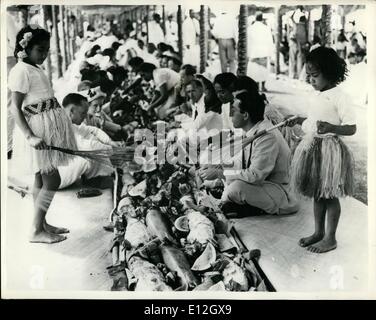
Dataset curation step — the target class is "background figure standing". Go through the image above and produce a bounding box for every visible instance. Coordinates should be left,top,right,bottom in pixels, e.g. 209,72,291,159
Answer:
247,12,274,92
182,9,200,67
211,11,237,73
289,9,308,79
147,13,165,47
336,29,348,60
165,14,178,51
7,10,21,159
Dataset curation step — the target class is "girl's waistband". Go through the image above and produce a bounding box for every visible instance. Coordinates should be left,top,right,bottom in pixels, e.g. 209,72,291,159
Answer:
23,97,60,119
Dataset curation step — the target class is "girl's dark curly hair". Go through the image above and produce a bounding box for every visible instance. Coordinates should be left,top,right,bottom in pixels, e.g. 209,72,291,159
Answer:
306,46,348,85
14,25,50,58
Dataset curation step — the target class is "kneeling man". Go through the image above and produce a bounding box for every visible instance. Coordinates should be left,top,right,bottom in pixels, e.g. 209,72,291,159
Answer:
199,90,299,216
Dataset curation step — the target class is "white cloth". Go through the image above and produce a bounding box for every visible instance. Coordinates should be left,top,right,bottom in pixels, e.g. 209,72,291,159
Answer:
302,87,356,137
147,21,165,46
211,13,238,40
94,34,118,50
116,38,140,65
247,21,274,59
182,17,199,46
153,68,180,91
165,20,178,46
58,124,114,189
8,61,54,107
221,102,234,130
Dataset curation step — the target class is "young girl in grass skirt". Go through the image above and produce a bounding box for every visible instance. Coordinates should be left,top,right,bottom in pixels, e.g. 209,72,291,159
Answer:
9,25,77,244
287,46,356,253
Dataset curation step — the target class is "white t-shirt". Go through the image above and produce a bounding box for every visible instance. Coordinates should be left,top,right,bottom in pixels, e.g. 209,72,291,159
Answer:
8,61,54,107
152,68,180,92
94,34,119,50
302,86,356,136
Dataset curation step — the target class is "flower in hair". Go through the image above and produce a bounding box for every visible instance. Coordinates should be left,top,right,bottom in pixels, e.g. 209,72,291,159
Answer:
30,24,42,30
17,51,28,59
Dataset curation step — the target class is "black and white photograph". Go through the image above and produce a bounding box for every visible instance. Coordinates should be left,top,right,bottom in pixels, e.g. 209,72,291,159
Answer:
1,0,375,299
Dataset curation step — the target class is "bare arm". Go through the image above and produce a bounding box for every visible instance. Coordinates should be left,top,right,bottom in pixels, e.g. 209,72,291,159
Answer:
11,92,47,149
148,83,169,110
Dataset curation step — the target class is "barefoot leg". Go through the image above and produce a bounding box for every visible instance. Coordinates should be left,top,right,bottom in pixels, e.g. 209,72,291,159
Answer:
33,172,43,204
30,170,66,244
299,199,326,247
308,198,340,253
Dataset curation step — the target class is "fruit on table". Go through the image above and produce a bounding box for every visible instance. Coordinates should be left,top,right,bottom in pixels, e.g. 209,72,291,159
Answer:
191,243,216,272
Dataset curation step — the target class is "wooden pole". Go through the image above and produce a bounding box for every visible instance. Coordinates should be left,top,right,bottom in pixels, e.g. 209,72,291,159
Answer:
275,6,282,75
146,6,150,44
177,5,183,61
237,4,248,76
64,7,71,66
59,5,68,72
52,5,62,78
162,5,166,36
42,5,52,85
321,5,332,47
199,5,208,73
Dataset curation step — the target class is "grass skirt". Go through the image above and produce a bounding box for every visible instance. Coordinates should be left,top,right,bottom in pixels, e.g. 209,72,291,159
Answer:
291,135,354,199
22,103,77,174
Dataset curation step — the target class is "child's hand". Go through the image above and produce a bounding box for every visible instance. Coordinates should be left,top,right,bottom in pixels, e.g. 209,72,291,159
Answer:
317,121,333,134
28,135,47,150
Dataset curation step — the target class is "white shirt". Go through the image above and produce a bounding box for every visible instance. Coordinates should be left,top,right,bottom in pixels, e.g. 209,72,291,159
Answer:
153,68,180,91
166,20,178,43
8,61,54,107
147,21,165,46
182,17,199,46
211,13,238,40
94,34,119,50
247,21,274,59
302,87,356,137
221,102,234,130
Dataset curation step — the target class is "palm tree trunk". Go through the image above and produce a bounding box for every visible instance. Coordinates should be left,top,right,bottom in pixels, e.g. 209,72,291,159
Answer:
199,5,208,73
321,5,332,47
59,5,68,72
275,6,282,75
237,4,248,76
42,5,52,85
52,5,62,78
177,5,183,61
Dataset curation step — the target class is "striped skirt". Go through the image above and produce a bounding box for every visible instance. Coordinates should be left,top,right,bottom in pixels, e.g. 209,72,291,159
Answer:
291,135,354,199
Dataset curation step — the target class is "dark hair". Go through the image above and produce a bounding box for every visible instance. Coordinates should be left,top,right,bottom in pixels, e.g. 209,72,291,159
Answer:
185,79,203,89
62,93,87,108
107,66,128,86
233,76,259,93
195,74,222,114
181,64,196,76
85,44,101,58
306,46,348,85
213,72,237,90
139,62,157,73
111,41,121,51
102,48,115,59
169,57,182,67
81,69,100,82
234,90,265,123
128,57,144,68
14,25,50,58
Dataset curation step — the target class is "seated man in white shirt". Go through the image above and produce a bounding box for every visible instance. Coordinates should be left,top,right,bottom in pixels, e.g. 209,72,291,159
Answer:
139,62,180,119
199,90,299,217
59,93,119,189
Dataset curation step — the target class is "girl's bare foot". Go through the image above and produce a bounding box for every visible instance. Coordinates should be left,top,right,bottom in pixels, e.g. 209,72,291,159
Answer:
299,233,324,247
307,237,337,253
30,231,67,244
43,221,69,234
